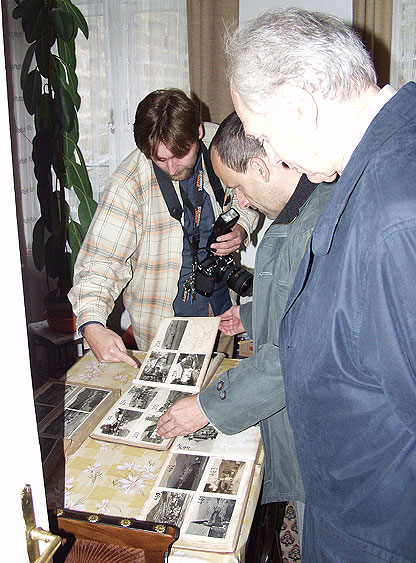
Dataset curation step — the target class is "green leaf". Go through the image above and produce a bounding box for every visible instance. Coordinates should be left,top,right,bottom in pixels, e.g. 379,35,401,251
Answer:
67,218,83,273
37,177,53,232
23,69,41,115
65,158,90,197
61,0,89,39
34,92,52,132
20,42,36,89
13,0,40,20
35,37,51,78
78,195,97,235
32,216,46,271
50,7,74,42
22,5,48,43
57,36,76,69
54,87,75,132
64,63,80,110
44,234,59,279
49,53,66,90
62,121,79,159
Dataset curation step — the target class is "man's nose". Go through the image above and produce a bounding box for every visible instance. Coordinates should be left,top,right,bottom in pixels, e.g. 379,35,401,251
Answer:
167,159,178,175
236,189,250,209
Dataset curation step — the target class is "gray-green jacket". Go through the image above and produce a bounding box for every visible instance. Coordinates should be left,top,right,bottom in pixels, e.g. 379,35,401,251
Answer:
199,181,335,503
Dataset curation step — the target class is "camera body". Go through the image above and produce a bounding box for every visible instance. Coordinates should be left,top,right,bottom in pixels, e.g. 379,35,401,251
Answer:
195,208,253,298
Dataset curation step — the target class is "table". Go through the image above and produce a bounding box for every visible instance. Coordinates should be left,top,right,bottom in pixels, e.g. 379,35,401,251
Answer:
45,350,263,563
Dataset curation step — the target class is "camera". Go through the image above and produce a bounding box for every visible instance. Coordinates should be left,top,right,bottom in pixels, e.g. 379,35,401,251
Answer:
195,208,253,298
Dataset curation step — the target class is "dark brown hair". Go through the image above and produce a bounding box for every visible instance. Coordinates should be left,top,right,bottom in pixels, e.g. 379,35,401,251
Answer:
133,89,201,159
210,112,266,173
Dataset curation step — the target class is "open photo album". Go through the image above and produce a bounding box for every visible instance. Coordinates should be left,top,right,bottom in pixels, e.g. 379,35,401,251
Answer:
90,316,221,450
139,425,262,553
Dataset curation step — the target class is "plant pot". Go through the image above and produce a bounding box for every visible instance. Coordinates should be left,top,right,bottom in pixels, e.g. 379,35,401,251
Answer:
44,294,77,334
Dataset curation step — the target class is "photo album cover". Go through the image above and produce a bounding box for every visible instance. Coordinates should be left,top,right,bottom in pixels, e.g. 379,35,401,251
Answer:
90,317,221,451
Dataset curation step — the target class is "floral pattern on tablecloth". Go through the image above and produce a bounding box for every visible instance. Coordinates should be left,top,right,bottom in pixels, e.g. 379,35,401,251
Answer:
45,350,263,562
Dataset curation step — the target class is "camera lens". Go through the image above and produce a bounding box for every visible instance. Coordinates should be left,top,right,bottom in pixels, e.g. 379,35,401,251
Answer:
225,266,253,297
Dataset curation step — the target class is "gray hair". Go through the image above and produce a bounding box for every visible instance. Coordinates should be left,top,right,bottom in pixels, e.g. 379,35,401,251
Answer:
226,8,377,111
210,112,266,173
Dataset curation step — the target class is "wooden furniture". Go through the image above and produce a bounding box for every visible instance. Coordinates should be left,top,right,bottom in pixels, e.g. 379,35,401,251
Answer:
50,508,179,563
45,351,264,562
28,320,84,379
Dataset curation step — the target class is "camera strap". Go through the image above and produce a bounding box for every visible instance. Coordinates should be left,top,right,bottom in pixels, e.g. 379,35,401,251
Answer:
152,143,224,303
152,141,225,222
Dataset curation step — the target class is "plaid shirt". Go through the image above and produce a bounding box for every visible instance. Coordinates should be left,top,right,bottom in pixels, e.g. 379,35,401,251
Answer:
69,141,258,351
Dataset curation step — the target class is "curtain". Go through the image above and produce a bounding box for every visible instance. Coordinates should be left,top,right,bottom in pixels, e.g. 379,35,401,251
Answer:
390,0,416,87
186,0,238,124
353,0,393,87
3,0,190,321
74,0,189,184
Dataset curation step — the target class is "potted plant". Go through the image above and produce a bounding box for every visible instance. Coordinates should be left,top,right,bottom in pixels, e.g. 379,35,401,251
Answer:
13,0,97,332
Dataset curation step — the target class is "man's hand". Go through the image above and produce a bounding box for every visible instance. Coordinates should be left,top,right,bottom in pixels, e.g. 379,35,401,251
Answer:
83,324,139,368
219,305,245,336
210,224,246,256
157,395,209,439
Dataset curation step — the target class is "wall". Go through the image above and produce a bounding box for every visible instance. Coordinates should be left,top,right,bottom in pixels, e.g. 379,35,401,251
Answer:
237,0,352,274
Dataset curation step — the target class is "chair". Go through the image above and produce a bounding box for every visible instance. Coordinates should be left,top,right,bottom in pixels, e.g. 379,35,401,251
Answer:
50,508,179,563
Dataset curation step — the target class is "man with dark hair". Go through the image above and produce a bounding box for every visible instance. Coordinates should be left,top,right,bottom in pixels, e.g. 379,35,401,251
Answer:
227,7,416,561
69,90,257,366
158,112,335,543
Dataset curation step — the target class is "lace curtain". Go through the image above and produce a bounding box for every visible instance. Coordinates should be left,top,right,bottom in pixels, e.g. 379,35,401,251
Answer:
3,0,189,321
390,0,416,87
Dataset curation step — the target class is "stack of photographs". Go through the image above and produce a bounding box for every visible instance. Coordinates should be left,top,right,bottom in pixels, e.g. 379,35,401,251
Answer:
34,380,119,478
139,425,261,553
90,316,220,451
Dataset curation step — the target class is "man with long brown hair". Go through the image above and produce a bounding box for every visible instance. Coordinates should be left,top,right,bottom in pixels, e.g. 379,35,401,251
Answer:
69,89,257,365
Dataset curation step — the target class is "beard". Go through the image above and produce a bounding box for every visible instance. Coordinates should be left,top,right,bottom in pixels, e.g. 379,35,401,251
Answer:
167,166,195,181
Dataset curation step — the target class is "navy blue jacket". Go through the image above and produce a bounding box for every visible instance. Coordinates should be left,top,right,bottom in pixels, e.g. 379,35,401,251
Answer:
280,82,416,562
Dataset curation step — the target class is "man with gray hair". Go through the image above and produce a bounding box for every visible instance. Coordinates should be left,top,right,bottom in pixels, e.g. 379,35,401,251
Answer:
227,7,416,562
158,111,335,547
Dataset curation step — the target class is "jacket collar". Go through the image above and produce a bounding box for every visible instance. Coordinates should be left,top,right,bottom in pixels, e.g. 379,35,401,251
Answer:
274,174,318,224
311,82,416,256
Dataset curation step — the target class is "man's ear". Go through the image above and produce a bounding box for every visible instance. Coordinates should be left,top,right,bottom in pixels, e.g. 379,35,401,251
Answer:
250,157,270,182
198,124,204,139
273,85,318,129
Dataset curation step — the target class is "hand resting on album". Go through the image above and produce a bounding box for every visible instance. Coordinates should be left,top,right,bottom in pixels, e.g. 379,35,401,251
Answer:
157,395,209,439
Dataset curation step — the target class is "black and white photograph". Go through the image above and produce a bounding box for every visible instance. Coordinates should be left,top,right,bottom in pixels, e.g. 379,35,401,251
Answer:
174,425,261,459
42,409,89,439
203,460,246,496
36,383,77,406
124,384,158,409
186,497,236,539
98,408,142,437
154,389,189,414
170,353,204,386
159,453,209,491
140,420,164,445
145,490,191,528
139,351,176,383
66,387,110,413
161,319,188,350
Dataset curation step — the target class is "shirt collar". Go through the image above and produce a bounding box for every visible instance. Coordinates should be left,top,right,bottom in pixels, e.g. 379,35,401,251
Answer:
342,84,396,170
